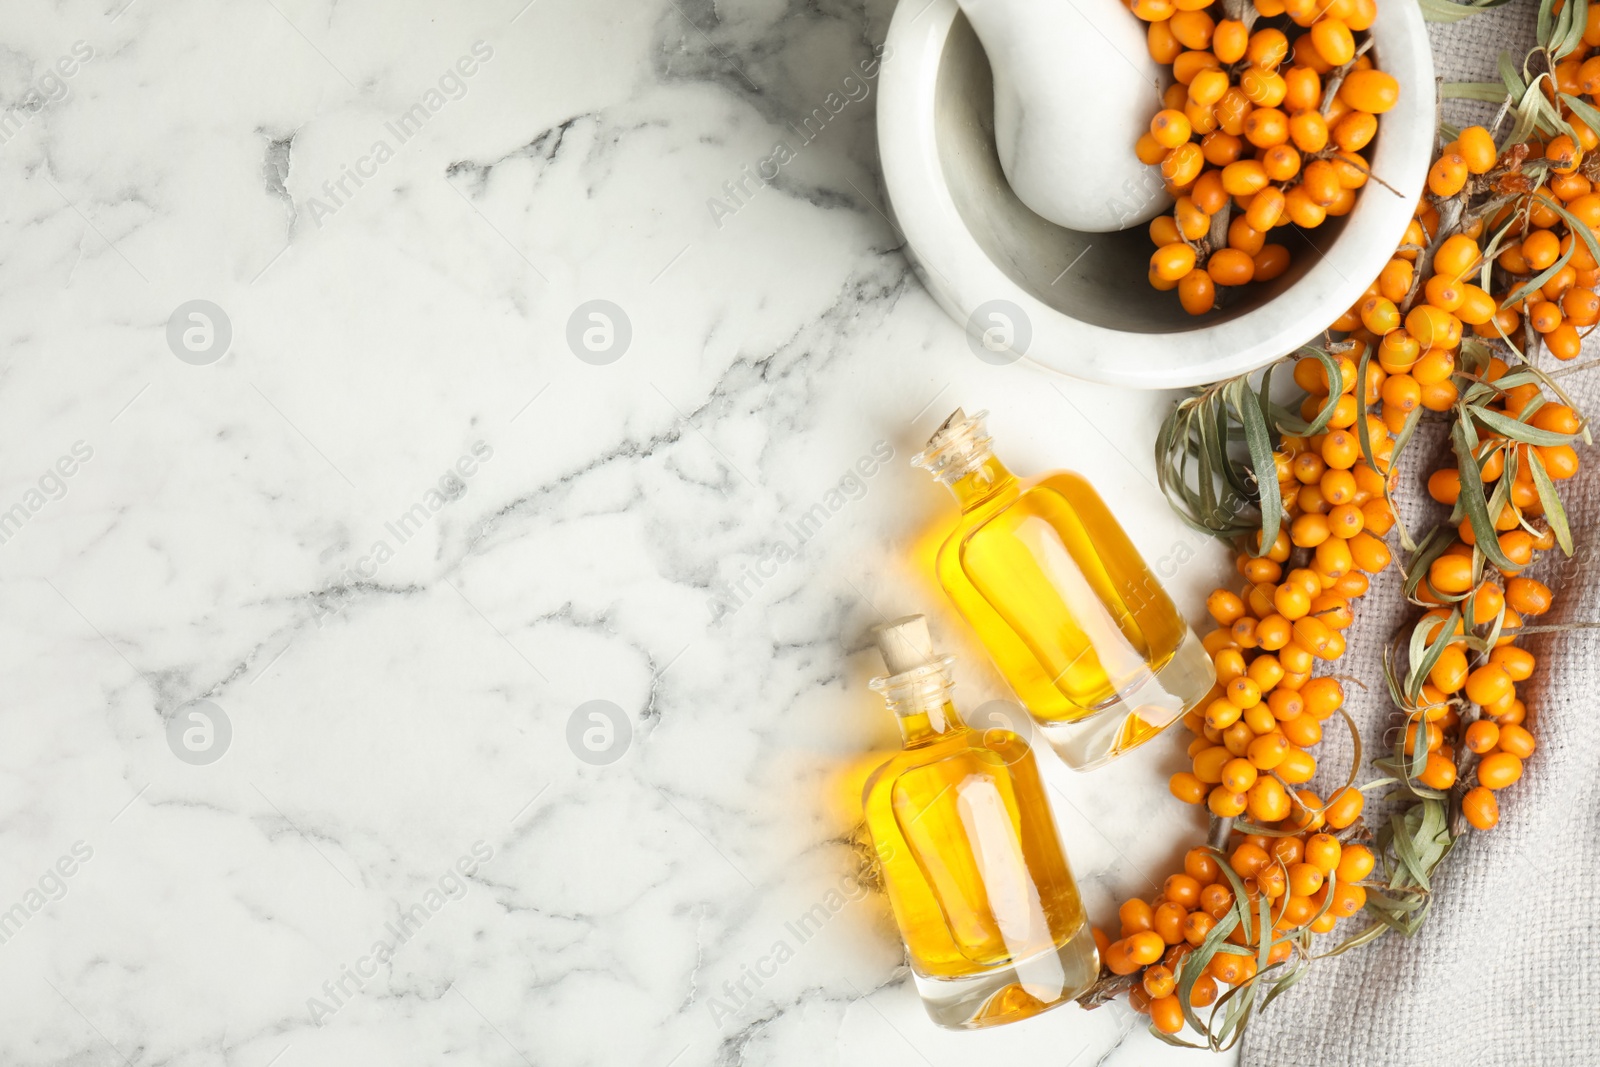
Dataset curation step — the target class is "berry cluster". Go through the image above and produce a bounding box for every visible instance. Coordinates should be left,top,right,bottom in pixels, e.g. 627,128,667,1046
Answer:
1131,0,1398,313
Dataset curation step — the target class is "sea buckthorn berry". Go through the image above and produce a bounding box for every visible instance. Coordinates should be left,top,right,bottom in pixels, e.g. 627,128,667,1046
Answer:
1214,18,1249,63
1548,134,1582,174
1463,785,1499,829
1209,247,1257,286
1465,719,1500,754
1153,243,1197,281
1127,930,1167,966
1348,531,1391,573
1477,751,1524,790
1222,159,1270,196
1408,716,1446,758
1457,126,1497,173
1207,589,1247,625
1327,502,1365,538
1178,268,1216,315
1255,244,1291,282
1209,786,1248,817
1248,732,1292,773
1340,68,1399,113
1310,18,1354,65
1221,757,1258,793
1336,843,1374,884
1465,664,1513,706
1506,577,1552,615
1162,142,1205,185
1424,274,1465,312
1433,233,1482,279
1267,688,1303,723
1148,19,1184,63
1130,0,1176,19
1287,791,1324,832
1208,951,1250,986
1170,9,1215,49
1426,467,1461,506
1428,152,1468,197
1281,711,1322,746
1418,751,1458,790
1241,65,1288,106
1247,27,1289,69
1173,50,1223,85
1229,216,1267,257
1151,109,1192,149
1245,107,1289,148
1150,993,1184,1035
1185,847,1221,885
1170,771,1208,804
1300,677,1343,719
1523,229,1561,270
1200,881,1234,920
1164,873,1204,909
1324,785,1364,829
1288,108,1328,152
1333,109,1377,152
1304,833,1341,875
1120,897,1155,936
1193,745,1231,782
1498,723,1536,759
1277,746,1317,784
1144,962,1178,999
1227,677,1262,709
1359,295,1400,334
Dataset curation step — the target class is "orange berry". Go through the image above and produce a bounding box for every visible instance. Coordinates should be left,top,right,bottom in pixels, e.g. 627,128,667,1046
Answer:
1209,247,1257,286
1457,126,1497,173
1498,723,1536,759
1463,785,1499,829
1477,751,1523,790
1418,751,1458,790
1153,242,1198,281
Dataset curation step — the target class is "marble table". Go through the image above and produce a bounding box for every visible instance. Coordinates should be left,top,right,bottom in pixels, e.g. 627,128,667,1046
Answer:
1,1,1234,1064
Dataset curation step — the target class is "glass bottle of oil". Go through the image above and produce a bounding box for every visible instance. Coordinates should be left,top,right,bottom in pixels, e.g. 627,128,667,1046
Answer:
862,615,1097,1030
913,409,1214,770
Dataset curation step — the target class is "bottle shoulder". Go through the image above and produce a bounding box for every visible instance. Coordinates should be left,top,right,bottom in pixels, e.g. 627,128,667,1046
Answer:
862,729,1037,805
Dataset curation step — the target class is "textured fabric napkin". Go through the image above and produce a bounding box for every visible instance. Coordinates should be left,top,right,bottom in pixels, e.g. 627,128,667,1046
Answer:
1239,4,1600,1065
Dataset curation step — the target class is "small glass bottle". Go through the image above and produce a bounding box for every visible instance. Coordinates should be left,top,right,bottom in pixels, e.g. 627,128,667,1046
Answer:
862,615,1098,1030
914,409,1214,770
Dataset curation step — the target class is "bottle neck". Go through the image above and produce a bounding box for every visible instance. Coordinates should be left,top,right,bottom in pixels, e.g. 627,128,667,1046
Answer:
945,454,1018,511
870,656,967,746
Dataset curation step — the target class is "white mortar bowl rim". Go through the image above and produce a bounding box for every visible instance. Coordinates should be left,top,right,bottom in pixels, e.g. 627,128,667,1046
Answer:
877,0,1436,389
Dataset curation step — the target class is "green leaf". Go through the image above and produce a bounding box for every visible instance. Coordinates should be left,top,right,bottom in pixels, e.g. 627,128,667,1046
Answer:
1387,407,1425,553
1237,380,1282,556
1442,81,1514,103
1275,348,1344,436
1498,50,1528,100
1421,0,1511,21
1406,606,1461,704
1471,405,1581,446
1451,419,1518,571
1528,447,1575,554
1561,92,1600,141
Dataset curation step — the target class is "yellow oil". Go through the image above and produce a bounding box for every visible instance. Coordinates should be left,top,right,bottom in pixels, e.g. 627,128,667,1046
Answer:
861,705,1085,983
931,458,1187,731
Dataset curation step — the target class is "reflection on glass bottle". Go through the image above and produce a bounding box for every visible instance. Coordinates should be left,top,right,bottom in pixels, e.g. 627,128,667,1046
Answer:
862,615,1098,1029
914,409,1214,770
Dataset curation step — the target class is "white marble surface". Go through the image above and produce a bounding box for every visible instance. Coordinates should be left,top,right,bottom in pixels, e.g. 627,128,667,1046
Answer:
0,2,1235,1064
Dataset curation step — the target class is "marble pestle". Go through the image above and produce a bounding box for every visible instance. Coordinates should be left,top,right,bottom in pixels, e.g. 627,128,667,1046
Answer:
956,0,1172,232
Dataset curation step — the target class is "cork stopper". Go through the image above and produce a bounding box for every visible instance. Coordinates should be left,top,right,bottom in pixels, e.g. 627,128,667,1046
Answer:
873,614,937,676
911,408,994,485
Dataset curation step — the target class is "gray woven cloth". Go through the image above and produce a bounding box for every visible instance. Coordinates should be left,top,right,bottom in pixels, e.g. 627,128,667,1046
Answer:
1240,4,1600,1065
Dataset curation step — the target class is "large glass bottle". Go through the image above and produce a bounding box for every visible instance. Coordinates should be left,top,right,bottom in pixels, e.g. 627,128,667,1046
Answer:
914,409,1214,770
862,615,1098,1030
